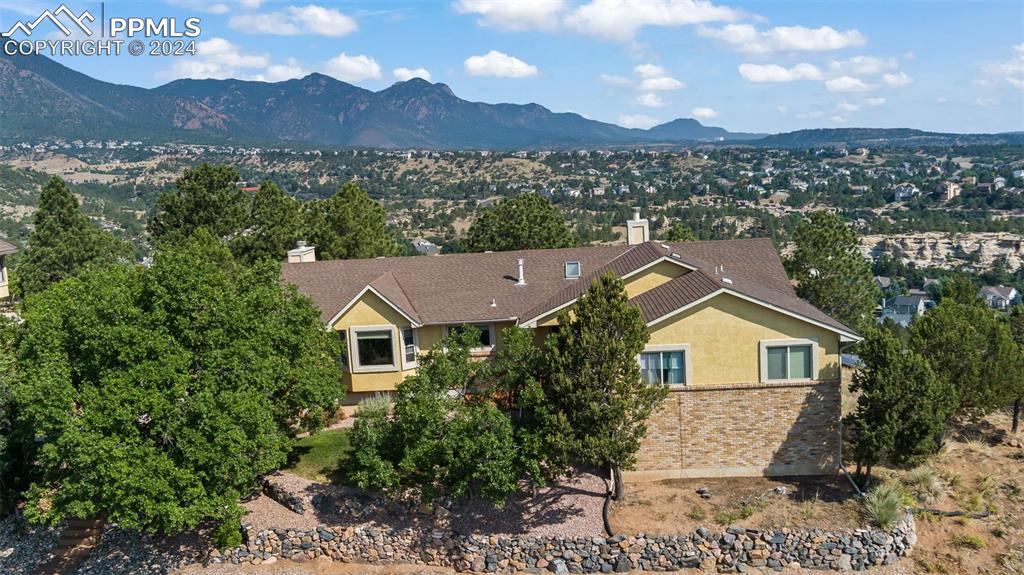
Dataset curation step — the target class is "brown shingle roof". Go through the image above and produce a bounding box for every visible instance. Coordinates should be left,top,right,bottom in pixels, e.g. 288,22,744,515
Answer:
0,239,17,256
282,238,860,338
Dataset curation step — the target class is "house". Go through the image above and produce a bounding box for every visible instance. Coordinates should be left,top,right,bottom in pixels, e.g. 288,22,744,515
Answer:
893,182,920,201
873,276,893,291
935,181,961,201
0,240,15,298
978,285,1020,310
282,211,860,480
878,295,927,327
411,238,440,256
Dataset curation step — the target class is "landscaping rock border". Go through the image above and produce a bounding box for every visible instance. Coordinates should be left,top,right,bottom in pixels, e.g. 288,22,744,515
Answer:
213,512,916,572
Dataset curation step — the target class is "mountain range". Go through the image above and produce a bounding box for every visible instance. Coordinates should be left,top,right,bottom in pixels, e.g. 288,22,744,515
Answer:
2,51,1021,150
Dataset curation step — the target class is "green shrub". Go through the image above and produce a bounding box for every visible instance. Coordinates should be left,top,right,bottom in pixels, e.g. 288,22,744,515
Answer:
904,466,944,504
951,534,986,550
212,519,242,549
863,483,904,528
688,505,706,521
357,394,393,419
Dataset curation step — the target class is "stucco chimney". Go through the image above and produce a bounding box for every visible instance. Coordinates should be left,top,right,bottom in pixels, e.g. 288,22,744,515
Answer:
626,207,650,245
287,241,316,263
516,258,526,286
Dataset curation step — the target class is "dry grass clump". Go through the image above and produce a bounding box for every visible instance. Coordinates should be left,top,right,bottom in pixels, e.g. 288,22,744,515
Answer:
904,466,945,504
863,483,905,528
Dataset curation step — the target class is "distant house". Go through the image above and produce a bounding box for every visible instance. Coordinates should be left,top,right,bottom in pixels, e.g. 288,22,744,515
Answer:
978,286,1020,310
0,240,15,299
873,276,893,290
894,182,920,201
411,238,440,256
849,185,870,196
935,181,961,201
878,295,927,327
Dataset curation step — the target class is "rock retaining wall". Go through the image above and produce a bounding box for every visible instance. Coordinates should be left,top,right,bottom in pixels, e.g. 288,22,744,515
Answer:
212,512,916,573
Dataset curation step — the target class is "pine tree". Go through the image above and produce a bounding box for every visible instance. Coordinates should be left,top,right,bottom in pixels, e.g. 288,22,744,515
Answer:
148,164,248,245
787,211,880,332
233,182,304,264
304,182,401,260
1007,305,1024,432
15,176,131,297
544,273,666,499
463,193,579,252
845,329,954,481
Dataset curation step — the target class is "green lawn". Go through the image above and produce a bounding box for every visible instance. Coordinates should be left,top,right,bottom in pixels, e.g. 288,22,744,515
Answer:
285,428,352,484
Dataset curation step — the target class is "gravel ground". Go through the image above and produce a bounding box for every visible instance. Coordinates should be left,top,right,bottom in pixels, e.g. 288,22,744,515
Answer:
0,515,60,575
252,469,606,538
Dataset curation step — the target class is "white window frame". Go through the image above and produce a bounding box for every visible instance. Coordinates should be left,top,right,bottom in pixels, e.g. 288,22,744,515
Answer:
401,327,419,370
564,261,581,279
350,325,401,373
638,344,691,388
443,323,497,352
759,338,819,383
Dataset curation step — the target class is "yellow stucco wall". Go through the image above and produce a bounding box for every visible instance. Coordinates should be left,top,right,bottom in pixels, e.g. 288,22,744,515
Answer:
333,291,518,394
647,293,840,385
624,261,689,298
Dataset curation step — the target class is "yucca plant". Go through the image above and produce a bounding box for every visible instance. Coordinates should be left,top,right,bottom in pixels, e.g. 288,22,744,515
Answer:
864,483,904,528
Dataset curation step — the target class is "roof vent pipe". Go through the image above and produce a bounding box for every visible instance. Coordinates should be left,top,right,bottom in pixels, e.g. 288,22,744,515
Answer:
516,259,526,286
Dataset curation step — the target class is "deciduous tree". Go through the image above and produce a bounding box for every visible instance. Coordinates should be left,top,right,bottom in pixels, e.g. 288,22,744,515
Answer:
787,211,880,332
463,193,578,253
15,176,131,297
13,232,343,535
544,273,666,499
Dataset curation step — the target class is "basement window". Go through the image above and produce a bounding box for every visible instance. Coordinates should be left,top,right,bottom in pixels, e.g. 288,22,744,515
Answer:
565,261,581,279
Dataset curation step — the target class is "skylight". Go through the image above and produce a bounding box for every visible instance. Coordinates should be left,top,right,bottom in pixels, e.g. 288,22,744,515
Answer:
565,261,581,279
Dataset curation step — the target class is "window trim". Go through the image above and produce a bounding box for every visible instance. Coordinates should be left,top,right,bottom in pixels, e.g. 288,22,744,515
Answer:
350,325,401,373
443,323,497,352
638,344,691,388
564,260,582,279
401,327,419,370
759,339,819,383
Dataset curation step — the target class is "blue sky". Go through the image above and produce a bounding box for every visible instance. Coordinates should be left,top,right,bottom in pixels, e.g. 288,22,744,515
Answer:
3,0,1023,134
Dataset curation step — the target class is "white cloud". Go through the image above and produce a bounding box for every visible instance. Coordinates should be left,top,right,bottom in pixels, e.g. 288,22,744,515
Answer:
598,73,632,86
796,110,824,120
634,63,666,78
825,75,874,93
865,97,886,106
635,93,667,107
229,4,357,37
777,105,788,114
691,106,717,120
831,115,848,123
976,97,998,107
737,62,821,83
617,114,661,129
829,55,898,76
393,67,432,81
156,37,268,80
699,23,865,54
453,0,565,31
324,53,382,82
567,0,744,42
464,50,538,77
638,76,685,91
982,44,1024,90
264,58,308,82
881,72,912,87
837,101,859,112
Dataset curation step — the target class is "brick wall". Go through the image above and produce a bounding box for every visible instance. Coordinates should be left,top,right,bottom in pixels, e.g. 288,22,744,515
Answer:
628,381,840,480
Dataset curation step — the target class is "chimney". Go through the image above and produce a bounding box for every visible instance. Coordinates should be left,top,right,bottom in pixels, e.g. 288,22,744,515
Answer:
287,241,316,263
515,258,526,286
626,207,650,245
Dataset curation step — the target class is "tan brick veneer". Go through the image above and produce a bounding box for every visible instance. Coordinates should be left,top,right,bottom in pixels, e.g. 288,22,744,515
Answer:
627,380,840,480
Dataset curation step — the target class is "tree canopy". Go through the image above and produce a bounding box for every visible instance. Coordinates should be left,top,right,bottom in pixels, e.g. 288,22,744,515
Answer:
463,193,579,253
304,182,402,261
148,164,248,245
12,233,343,534
14,176,131,297
787,211,880,332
